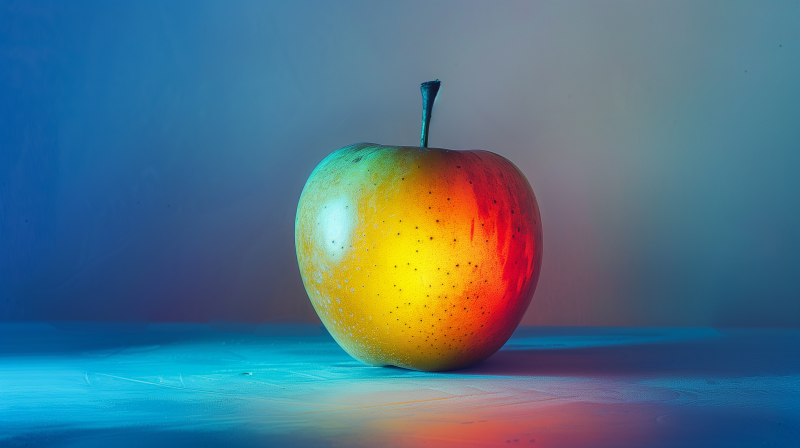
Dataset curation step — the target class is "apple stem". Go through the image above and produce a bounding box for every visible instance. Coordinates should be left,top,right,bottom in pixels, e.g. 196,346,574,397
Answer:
420,80,441,148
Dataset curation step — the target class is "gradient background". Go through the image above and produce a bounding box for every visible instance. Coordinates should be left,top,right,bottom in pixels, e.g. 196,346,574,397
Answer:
1,0,799,327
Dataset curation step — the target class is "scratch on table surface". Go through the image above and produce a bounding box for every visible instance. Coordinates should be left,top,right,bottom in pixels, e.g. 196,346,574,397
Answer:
459,395,568,412
192,375,219,381
287,370,327,381
81,347,125,359
302,392,502,414
225,350,248,360
243,378,286,389
92,372,258,400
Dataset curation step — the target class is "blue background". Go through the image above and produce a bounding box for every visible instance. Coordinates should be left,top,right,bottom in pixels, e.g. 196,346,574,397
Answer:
2,0,799,327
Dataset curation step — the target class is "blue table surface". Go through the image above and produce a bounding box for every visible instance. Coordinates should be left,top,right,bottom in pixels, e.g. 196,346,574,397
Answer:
1,323,798,447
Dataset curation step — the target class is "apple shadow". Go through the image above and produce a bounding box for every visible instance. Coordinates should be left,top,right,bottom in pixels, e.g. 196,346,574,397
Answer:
459,327,800,378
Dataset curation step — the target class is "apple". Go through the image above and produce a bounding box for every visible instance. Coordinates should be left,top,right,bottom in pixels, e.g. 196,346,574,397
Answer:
295,80,542,371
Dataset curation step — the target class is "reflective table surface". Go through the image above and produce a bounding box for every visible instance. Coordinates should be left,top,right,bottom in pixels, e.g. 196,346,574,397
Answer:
1,323,798,447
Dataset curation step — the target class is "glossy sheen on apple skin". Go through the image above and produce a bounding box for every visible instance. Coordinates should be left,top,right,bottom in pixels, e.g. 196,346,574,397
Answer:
295,143,542,371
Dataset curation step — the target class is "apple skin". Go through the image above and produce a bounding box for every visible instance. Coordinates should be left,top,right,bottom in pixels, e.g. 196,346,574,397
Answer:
295,143,542,371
